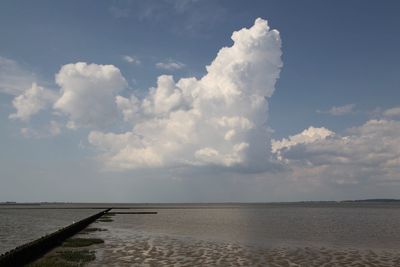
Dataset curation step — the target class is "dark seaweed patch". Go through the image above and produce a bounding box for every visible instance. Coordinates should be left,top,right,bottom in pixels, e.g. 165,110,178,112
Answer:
62,238,104,247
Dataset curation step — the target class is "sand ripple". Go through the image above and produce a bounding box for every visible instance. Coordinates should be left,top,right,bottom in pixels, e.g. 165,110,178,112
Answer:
88,230,400,266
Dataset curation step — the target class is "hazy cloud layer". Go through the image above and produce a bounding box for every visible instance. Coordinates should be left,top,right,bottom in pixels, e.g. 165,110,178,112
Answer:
272,119,400,185
90,18,282,170
20,121,62,139
384,107,400,118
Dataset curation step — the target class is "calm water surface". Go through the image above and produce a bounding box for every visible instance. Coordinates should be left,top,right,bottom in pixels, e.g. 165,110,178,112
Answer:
0,207,97,254
105,204,400,249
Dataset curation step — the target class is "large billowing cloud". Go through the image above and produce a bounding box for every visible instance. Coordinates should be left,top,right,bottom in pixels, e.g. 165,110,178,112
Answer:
54,62,127,129
89,18,282,170
272,119,400,185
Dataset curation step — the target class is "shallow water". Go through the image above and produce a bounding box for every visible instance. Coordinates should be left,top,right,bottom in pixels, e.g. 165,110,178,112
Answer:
0,207,97,254
86,204,400,266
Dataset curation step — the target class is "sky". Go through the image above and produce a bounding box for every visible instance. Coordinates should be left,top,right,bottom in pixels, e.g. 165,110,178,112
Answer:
1,0,400,202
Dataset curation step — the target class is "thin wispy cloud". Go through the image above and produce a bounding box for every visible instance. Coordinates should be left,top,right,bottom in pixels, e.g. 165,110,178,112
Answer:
155,59,186,71
317,104,356,116
108,0,226,36
109,6,129,18
0,57,37,96
122,55,141,65
170,0,200,13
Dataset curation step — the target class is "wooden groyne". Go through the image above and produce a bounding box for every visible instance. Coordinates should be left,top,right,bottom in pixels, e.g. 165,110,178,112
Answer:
0,208,111,267
109,214,158,215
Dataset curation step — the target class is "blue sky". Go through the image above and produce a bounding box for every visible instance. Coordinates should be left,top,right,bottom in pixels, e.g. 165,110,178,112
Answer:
1,0,400,202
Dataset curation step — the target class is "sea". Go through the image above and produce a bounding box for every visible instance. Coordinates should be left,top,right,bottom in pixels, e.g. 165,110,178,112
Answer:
2,202,400,266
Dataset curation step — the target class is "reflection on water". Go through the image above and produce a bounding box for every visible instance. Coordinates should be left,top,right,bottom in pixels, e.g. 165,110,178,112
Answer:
108,206,400,249
88,205,400,266
0,208,97,254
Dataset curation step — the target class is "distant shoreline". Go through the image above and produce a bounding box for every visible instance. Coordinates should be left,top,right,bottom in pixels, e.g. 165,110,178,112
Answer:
1,199,400,210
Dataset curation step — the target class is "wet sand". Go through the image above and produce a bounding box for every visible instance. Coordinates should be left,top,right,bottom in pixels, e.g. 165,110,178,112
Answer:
87,218,400,266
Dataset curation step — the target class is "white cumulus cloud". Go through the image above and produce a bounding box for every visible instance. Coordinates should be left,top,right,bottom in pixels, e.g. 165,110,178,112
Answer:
54,62,127,129
89,18,282,170
271,126,334,160
9,83,58,121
